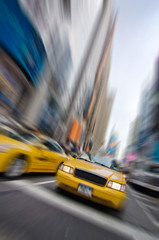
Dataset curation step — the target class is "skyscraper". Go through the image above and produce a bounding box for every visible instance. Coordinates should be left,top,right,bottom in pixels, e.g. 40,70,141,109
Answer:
83,11,117,151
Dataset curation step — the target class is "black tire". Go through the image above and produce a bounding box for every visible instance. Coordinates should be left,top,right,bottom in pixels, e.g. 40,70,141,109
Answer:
4,156,27,179
55,186,63,194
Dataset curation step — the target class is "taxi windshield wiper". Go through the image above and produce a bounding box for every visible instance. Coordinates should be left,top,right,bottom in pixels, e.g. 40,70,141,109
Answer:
94,162,109,168
78,158,91,162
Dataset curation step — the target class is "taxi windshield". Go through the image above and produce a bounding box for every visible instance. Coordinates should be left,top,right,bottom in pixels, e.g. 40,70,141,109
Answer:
92,155,119,171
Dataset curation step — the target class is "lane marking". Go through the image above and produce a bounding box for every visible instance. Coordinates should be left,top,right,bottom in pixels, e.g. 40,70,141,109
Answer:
136,197,159,211
33,180,56,186
0,179,56,192
135,199,159,228
128,185,159,228
1,179,56,185
8,180,158,240
130,190,159,204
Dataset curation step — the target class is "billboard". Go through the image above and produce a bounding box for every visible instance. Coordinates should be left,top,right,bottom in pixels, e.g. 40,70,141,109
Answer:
0,0,46,86
106,133,118,157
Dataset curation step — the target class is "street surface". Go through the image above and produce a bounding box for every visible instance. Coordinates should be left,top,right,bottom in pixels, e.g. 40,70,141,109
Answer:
0,173,159,240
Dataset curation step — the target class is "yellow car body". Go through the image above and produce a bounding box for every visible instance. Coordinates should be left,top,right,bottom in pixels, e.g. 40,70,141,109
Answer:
56,157,127,211
0,133,68,177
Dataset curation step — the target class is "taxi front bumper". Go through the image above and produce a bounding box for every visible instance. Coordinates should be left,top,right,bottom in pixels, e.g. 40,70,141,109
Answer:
56,170,126,210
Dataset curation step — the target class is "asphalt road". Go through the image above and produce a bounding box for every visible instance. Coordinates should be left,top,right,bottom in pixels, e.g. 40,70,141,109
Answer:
0,173,159,240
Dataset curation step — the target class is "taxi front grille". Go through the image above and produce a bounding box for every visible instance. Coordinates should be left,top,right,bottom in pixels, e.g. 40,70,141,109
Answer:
74,168,107,187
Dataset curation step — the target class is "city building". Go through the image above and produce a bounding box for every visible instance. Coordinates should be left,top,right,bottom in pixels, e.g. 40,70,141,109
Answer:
126,56,159,162
127,117,140,153
59,0,116,145
83,10,117,152
0,0,46,119
19,0,109,141
61,0,116,144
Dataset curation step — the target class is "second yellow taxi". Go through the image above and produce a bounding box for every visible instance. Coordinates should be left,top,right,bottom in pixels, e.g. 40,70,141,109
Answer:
0,125,68,178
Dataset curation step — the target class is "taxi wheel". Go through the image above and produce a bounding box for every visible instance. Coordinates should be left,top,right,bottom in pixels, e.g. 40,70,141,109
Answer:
55,186,62,193
4,156,26,179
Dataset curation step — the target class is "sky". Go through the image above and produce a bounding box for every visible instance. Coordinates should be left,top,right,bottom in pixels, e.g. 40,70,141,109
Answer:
106,0,159,159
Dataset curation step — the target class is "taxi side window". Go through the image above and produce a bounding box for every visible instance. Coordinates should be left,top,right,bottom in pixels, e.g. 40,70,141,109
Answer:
43,141,63,153
0,128,7,136
8,131,19,140
0,128,15,138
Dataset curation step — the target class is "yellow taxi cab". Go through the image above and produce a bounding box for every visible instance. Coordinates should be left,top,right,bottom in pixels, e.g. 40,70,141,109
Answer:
0,125,68,178
56,152,127,211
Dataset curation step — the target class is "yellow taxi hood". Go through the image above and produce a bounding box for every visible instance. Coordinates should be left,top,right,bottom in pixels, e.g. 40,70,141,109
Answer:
64,158,124,183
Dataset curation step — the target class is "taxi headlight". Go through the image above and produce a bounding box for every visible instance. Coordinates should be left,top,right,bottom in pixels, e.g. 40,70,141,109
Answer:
59,164,73,174
107,181,126,192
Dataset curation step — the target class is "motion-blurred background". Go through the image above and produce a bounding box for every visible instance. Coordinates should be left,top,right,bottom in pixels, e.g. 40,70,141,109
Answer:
0,0,117,154
0,0,159,184
0,1,159,239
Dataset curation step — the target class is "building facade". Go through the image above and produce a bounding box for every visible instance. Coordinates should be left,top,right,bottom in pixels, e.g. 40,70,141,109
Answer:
19,0,108,140
0,0,46,120
126,57,159,162
83,9,117,152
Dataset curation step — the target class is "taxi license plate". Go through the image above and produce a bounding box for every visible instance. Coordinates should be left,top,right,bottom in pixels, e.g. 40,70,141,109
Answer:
77,184,93,197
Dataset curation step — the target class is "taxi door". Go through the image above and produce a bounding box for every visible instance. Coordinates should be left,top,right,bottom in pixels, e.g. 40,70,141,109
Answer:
41,141,68,172
29,144,51,172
